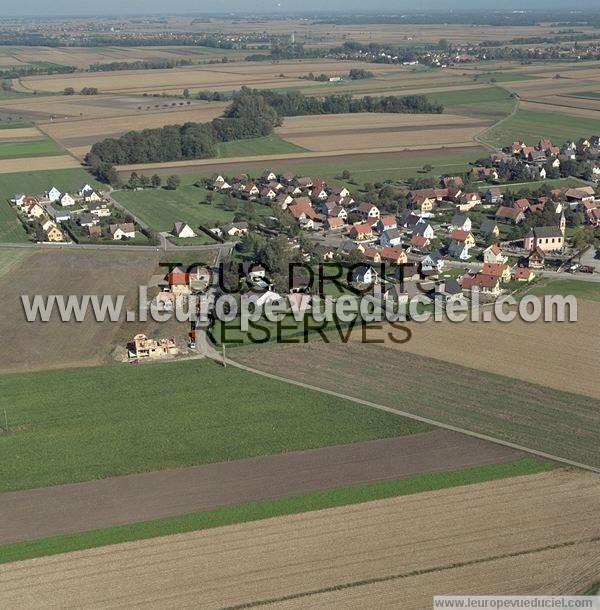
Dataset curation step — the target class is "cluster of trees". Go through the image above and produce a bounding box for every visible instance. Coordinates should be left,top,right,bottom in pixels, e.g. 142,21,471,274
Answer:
0,63,76,80
63,87,98,95
87,122,218,165
196,90,231,101
89,59,192,72
256,88,443,116
349,68,374,80
231,233,306,293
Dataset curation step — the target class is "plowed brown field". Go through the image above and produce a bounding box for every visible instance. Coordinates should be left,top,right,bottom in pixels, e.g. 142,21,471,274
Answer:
1,470,597,608
276,112,489,152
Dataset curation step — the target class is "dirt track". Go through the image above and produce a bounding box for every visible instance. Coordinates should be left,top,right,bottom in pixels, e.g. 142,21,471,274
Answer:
0,429,522,544
1,470,598,609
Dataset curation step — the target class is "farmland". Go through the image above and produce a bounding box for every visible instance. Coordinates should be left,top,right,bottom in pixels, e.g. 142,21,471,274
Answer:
38,100,228,158
275,112,490,153
0,138,64,160
1,469,597,608
481,107,600,148
218,134,307,158
0,199,28,242
0,458,549,563
233,338,600,468
0,358,427,492
0,249,159,372
117,145,487,183
17,60,394,95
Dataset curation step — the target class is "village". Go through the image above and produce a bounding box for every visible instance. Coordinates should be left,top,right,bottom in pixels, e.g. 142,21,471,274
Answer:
10,184,144,244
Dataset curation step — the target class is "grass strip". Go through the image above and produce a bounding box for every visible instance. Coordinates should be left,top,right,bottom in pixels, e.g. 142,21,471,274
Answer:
0,458,551,565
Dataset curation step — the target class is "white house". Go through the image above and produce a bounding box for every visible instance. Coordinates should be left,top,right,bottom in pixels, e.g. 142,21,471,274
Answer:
59,192,76,207
483,244,508,264
88,202,112,217
47,187,61,202
109,223,136,240
352,265,379,285
421,251,445,273
448,241,472,260
379,228,402,247
78,184,94,197
171,222,196,238
412,222,435,239
449,214,472,232
13,193,26,207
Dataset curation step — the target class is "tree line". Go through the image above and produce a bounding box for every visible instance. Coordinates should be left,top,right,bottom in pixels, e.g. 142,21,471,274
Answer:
89,59,193,72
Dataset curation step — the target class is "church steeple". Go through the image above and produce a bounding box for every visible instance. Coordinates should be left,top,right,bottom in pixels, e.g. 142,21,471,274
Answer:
559,211,566,236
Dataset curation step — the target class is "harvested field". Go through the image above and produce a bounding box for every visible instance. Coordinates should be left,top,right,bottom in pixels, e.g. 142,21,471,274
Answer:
519,99,600,118
232,334,600,468
0,127,44,141
0,249,158,372
18,60,392,95
0,430,522,544
275,542,600,608
276,112,489,152
40,101,228,158
0,94,220,122
5,45,245,70
1,470,597,608
0,155,79,173
355,299,599,400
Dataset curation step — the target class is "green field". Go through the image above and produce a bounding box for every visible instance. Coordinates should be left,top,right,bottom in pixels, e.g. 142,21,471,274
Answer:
0,167,101,200
426,86,516,115
0,359,428,492
0,458,550,565
191,146,487,186
0,199,29,242
476,177,587,193
235,342,600,469
218,135,308,158
0,89,37,100
482,108,600,148
526,278,600,302
113,185,270,231
0,121,33,129
0,138,64,159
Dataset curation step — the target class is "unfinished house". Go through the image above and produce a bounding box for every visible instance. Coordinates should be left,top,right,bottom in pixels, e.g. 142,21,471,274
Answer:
129,334,178,359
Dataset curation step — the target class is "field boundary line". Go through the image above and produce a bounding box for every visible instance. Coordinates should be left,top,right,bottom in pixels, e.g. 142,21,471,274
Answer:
200,342,600,474
219,536,600,610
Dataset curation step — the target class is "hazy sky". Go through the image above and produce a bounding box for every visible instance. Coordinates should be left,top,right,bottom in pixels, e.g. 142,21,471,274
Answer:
3,0,600,17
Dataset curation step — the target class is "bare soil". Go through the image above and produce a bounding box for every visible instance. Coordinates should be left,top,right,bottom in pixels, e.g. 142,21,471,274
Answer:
0,429,522,544
1,469,597,608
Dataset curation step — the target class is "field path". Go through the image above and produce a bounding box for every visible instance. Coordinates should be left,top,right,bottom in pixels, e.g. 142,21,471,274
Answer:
0,430,522,545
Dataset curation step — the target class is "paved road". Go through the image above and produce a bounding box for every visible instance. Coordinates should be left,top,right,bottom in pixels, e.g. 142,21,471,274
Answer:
0,430,522,544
